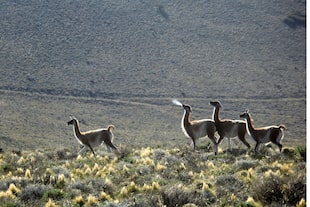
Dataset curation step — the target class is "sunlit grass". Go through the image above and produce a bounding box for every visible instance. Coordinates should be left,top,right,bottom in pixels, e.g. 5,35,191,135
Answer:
0,145,306,206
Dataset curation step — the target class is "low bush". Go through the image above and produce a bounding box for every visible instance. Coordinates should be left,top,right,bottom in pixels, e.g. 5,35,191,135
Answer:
234,159,259,171
20,184,47,202
252,174,284,205
70,181,91,193
295,146,306,162
161,184,216,207
252,173,306,206
285,174,306,206
42,188,65,202
161,185,192,207
215,174,244,197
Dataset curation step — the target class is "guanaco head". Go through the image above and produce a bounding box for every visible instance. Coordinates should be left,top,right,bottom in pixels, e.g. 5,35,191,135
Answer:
67,116,78,126
210,100,223,108
182,104,192,113
239,110,250,119
172,99,192,113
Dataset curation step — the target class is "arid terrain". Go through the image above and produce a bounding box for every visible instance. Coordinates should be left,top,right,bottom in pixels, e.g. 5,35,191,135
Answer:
0,0,306,151
0,1,306,206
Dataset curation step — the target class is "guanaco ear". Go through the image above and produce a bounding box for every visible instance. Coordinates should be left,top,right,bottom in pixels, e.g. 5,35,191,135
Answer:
69,116,76,120
218,100,223,108
245,109,250,113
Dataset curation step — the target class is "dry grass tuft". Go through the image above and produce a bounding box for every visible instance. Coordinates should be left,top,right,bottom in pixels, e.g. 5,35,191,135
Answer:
0,145,305,206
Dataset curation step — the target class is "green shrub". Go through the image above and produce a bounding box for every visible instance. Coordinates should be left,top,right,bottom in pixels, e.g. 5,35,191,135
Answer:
70,181,91,193
51,166,70,178
1,201,20,207
284,174,306,206
252,174,284,205
215,174,244,197
281,147,297,159
252,172,306,206
161,184,216,207
234,160,259,171
0,181,8,191
0,164,14,173
161,185,191,207
118,145,132,160
295,146,306,162
42,188,65,201
126,194,163,207
103,202,129,207
152,148,166,161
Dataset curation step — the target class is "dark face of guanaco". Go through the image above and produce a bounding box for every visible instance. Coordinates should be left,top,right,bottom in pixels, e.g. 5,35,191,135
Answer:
182,104,192,113
240,111,249,119
210,100,222,108
67,119,76,126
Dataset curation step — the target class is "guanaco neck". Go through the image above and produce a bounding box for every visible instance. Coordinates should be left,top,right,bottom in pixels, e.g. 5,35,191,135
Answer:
72,120,84,144
182,110,191,126
181,109,193,138
244,114,255,136
212,106,221,123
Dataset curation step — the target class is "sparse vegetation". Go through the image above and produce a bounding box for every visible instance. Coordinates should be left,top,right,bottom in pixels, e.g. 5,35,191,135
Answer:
0,146,306,206
0,1,305,206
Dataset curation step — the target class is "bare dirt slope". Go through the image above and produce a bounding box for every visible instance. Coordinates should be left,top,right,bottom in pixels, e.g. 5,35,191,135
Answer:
0,0,306,150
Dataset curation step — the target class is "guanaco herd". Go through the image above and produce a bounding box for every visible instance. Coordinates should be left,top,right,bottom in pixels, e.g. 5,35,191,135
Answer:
68,99,286,157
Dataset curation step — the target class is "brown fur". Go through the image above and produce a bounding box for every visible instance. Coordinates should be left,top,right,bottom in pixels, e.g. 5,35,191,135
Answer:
181,104,218,154
240,111,285,153
68,117,119,156
210,100,250,151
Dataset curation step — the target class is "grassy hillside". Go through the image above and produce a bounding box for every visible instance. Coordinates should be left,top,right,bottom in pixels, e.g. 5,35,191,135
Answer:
0,1,306,206
0,90,305,151
0,146,306,207
0,0,305,98
0,0,306,150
